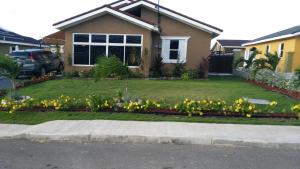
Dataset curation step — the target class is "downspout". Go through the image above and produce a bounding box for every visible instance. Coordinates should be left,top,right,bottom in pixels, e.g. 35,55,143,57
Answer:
156,0,161,58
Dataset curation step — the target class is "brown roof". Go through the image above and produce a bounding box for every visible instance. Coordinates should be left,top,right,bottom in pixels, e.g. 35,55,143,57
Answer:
42,31,65,45
53,0,222,34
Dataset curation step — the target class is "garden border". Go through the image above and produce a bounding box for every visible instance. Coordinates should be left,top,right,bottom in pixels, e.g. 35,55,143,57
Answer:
247,80,300,100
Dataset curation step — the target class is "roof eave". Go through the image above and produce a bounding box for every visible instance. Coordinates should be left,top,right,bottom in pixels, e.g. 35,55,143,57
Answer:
119,0,223,35
243,32,300,47
53,7,158,32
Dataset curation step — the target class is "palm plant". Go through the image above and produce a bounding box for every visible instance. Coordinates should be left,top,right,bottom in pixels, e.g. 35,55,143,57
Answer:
234,50,258,69
252,52,281,74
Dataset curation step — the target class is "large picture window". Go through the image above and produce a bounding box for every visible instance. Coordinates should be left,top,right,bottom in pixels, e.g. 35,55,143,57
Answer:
72,34,142,66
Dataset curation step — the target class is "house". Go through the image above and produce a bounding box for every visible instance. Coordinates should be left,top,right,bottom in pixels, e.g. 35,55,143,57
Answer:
243,25,300,73
208,40,249,75
42,31,65,59
0,27,42,56
53,0,223,76
211,39,249,54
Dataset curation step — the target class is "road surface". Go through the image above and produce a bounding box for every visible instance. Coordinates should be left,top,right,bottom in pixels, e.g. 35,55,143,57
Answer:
0,139,299,169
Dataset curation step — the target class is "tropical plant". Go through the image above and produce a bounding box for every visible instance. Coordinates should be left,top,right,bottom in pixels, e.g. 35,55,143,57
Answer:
150,55,163,77
173,59,185,77
234,50,258,69
252,52,280,74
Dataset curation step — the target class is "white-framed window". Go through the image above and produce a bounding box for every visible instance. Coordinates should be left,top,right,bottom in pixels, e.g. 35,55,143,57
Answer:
161,36,190,63
9,45,19,53
266,45,270,54
278,43,284,57
72,33,143,67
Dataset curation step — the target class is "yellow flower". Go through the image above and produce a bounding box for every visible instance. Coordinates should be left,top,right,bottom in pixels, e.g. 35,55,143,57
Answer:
248,106,253,110
246,114,252,118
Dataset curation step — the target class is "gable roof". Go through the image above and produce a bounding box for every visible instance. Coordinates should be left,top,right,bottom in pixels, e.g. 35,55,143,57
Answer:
53,0,222,37
243,25,300,46
0,27,41,47
53,5,158,31
217,39,250,48
119,0,223,36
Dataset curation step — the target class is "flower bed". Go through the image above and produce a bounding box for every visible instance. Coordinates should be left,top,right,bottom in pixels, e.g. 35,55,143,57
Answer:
247,80,300,99
1,95,299,120
16,75,56,89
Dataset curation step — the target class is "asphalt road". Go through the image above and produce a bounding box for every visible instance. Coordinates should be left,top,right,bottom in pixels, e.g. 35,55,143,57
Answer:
0,140,299,169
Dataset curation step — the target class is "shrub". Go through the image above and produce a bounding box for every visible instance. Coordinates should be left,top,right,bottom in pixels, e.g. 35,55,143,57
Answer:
175,98,227,116
78,68,94,78
94,56,129,80
173,61,185,77
150,55,163,77
181,70,200,80
229,98,257,117
0,55,20,90
85,94,115,112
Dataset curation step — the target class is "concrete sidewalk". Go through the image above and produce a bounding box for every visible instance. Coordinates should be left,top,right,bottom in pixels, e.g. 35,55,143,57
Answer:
1,120,300,149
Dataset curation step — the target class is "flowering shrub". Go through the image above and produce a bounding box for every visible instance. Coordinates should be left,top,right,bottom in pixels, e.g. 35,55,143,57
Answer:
175,98,227,116
264,101,278,113
229,98,257,117
40,95,84,111
86,95,115,112
123,99,161,112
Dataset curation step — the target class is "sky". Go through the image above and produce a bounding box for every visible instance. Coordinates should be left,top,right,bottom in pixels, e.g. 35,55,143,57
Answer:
1,0,299,42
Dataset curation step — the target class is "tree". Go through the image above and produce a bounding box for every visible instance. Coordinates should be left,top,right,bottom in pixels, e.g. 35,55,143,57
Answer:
234,50,258,69
0,55,20,90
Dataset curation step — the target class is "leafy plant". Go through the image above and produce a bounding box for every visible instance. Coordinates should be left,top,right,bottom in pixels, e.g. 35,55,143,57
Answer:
0,55,20,89
94,56,129,80
173,60,185,77
150,55,163,77
252,52,280,74
234,50,258,69
181,70,200,80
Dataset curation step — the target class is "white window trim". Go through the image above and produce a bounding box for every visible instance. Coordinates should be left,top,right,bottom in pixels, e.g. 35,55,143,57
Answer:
161,36,190,64
72,33,143,67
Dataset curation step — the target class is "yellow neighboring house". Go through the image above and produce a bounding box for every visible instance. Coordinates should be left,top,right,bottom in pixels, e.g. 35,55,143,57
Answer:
242,25,300,73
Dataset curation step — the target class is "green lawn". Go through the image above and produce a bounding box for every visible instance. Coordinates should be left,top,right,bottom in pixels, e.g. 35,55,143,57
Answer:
1,111,300,126
18,76,299,112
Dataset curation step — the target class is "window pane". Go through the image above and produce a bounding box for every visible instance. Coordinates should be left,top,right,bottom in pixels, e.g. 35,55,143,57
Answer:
281,43,285,50
74,34,89,42
109,35,124,43
126,35,141,44
74,45,89,65
170,40,179,49
91,46,106,65
108,46,124,62
92,35,106,43
125,47,141,66
169,50,178,60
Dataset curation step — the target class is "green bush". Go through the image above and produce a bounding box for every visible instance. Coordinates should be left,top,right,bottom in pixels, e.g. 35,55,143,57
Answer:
94,56,129,80
150,55,163,77
181,70,201,80
173,62,185,77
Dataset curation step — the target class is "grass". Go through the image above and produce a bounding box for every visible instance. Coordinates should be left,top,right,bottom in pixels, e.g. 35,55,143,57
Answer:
0,111,299,126
18,76,299,112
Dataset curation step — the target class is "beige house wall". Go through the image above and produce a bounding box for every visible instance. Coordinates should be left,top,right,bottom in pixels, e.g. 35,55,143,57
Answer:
63,14,153,76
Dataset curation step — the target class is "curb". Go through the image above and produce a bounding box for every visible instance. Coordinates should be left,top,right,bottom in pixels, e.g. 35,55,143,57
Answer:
2,133,300,149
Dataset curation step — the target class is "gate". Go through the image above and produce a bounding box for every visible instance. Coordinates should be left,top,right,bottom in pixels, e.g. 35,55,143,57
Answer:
209,54,234,74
